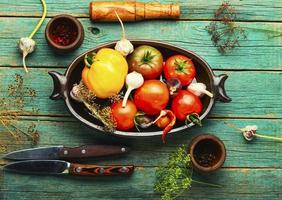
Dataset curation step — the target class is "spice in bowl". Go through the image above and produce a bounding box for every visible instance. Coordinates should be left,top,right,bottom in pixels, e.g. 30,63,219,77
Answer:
45,14,84,53
189,134,226,173
50,21,78,46
194,140,220,167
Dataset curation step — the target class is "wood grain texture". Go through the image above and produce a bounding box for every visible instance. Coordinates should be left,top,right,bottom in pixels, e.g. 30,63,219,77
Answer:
0,18,282,70
89,2,180,21
1,117,281,168
2,168,282,200
0,68,281,118
1,0,282,199
0,0,282,22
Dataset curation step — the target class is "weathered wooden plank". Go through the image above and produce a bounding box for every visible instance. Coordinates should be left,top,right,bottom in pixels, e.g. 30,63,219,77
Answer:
0,0,282,22
1,117,281,168
0,68,281,118
0,18,282,70
2,168,282,200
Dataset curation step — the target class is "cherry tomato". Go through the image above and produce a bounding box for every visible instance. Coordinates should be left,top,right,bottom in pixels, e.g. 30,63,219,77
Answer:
171,90,202,121
156,115,171,129
134,80,169,115
164,55,196,86
111,100,137,131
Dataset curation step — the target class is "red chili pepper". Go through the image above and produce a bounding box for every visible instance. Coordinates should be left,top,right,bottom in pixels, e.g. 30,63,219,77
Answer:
158,110,176,143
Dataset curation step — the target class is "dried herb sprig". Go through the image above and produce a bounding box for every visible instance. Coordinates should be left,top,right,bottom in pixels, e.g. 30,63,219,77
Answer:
71,81,117,132
206,2,246,54
0,74,39,152
154,146,220,200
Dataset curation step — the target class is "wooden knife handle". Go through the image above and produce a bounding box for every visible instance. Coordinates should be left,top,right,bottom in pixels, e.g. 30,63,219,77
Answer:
69,163,134,176
58,145,129,159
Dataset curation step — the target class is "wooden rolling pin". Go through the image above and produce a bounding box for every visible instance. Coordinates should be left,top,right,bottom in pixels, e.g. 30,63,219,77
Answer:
89,1,180,22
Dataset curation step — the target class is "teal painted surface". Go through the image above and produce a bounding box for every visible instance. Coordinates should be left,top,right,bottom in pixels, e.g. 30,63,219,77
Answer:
0,69,281,118
0,0,282,199
1,0,282,21
0,18,282,70
2,168,282,199
1,118,281,168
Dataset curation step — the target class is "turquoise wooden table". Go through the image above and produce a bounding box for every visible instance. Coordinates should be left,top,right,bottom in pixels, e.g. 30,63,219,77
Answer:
0,0,281,199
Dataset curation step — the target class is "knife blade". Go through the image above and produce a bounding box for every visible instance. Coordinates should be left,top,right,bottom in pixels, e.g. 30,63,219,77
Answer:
3,160,134,176
3,145,129,160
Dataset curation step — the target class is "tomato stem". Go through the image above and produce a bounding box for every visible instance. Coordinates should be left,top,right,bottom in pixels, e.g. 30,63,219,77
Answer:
141,51,155,66
174,59,189,74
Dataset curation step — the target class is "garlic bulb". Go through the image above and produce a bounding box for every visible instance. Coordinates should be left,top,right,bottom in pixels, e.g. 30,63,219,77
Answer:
19,37,36,73
240,125,257,141
115,39,134,56
187,82,213,98
114,11,134,56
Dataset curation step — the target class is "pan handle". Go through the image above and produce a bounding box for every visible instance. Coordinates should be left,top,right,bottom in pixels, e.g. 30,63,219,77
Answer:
213,74,232,102
48,71,67,100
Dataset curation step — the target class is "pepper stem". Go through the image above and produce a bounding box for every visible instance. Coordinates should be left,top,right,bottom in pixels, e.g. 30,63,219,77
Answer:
84,52,96,68
185,113,202,127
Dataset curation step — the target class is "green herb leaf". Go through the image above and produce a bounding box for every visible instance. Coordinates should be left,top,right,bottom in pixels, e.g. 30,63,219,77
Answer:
154,146,192,200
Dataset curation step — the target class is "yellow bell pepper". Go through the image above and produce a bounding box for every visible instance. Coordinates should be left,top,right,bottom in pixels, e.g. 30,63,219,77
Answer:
82,48,128,99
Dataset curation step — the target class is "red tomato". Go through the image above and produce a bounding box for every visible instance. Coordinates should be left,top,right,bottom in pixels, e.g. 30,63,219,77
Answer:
171,90,203,121
164,55,196,86
111,100,137,131
134,80,169,115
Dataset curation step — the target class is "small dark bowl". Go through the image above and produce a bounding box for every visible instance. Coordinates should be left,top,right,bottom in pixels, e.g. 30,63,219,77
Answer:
189,134,226,173
45,14,84,53
48,40,231,137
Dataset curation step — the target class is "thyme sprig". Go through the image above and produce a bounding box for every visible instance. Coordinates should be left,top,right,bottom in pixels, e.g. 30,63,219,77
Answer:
206,2,246,54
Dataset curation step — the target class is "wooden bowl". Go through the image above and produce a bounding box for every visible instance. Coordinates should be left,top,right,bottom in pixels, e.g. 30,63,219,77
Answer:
48,40,231,137
45,14,84,53
189,134,226,173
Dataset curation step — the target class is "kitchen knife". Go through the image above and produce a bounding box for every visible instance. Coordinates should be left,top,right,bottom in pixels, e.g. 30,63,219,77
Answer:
3,160,134,176
3,145,129,160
